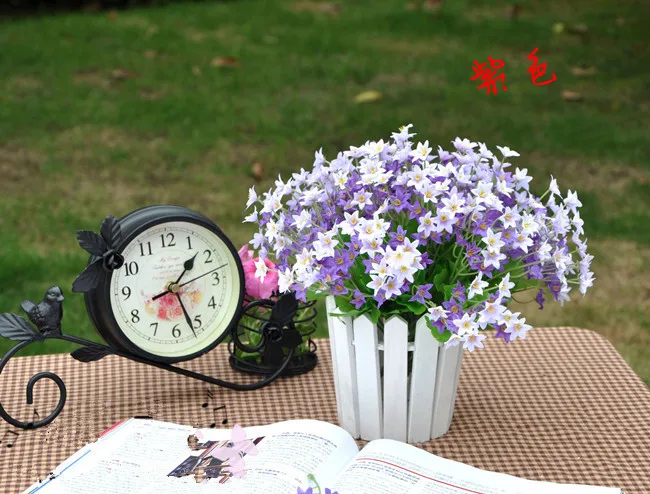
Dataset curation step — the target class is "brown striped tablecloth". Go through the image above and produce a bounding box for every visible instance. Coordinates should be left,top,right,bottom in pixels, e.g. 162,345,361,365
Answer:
0,328,648,493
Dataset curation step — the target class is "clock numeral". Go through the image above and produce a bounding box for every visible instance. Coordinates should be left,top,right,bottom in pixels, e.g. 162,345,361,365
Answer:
139,242,153,257
172,324,181,338
208,296,216,309
122,286,131,300
193,315,202,329
186,236,193,250
204,249,213,263
211,272,220,286
150,322,158,336
131,309,140,323
161,232,176,248
124,262,139,277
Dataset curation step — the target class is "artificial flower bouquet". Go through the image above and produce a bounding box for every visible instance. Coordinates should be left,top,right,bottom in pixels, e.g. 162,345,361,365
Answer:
244,125,594,351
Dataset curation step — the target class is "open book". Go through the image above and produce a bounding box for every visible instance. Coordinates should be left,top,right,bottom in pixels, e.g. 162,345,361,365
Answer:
24,418,621,494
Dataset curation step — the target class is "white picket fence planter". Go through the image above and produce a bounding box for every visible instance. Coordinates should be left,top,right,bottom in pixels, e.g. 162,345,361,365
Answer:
326,296,463,443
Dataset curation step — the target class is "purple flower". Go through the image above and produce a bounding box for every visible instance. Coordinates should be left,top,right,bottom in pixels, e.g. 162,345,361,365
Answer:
494,325,512,343
451,281,467,303
332,281,349,296
410,283,433,304
535,288,545,309
351,289,366,309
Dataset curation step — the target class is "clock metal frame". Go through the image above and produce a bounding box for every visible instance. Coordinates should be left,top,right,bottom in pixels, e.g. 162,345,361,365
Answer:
0,205,306,430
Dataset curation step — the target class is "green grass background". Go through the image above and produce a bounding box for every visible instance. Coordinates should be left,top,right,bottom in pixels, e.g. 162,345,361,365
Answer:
0,0,649,382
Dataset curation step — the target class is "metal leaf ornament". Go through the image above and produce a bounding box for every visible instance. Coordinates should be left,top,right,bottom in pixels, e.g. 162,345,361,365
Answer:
0,313,44,342
72,215,125,293
70,345,113,363
262,293,301,367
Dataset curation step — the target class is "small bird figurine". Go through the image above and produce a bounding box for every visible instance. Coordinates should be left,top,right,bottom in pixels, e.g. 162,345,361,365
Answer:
20,286,64,335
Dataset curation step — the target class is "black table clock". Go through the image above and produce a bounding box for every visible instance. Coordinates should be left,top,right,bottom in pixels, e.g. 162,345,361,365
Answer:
0,205,303,430
75,205,245,363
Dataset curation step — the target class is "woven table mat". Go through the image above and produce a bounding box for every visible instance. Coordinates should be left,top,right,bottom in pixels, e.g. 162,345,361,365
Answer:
0,327,648,493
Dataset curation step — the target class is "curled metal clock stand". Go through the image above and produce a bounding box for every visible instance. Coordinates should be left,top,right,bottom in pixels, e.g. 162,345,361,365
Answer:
0,288,300,430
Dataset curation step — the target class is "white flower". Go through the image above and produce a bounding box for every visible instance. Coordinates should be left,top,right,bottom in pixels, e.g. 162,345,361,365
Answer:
478,300,506,328
411,141,432,161
505,317,532,341
243,208,258,223
453,313,478,337
549,175,561,196
496,145,520,158
406,165,427,189
351,190,372,210
367,274,386,294
579,270,595,295
500,207,519,229
370,259,391,278
313,147,326,167
483,228,505,251
512,233,533,253
250,232,265,250
254,258,269,283
434,208,457,234
417,211,436,236
462,331,487,352
391,124,416,145
453,137,478,152
427,305,448,322
498,273,515,299
572,212,585,236
292,210,311,231
483,249,506,269
278,268,293,293
382,278,402,299
246,187,258,208
468,273,489,300
340,211,361,236
313,231,339,260
513,167,532,190
564,189,583,213
520,213,540,235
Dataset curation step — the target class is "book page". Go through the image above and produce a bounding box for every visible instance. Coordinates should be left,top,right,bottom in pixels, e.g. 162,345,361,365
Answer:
23,418,358,494
331,439,621,494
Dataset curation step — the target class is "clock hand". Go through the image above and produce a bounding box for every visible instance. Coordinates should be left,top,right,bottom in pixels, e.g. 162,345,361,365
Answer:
176,293,197,338
152,253,199,301
179,263,228,288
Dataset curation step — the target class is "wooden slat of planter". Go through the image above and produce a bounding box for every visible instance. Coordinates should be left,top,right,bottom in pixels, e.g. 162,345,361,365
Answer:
444,347,464,433
431,343,463,438
383,316,408,442
326,297,360,438
408,318,439,443
353,314,383,440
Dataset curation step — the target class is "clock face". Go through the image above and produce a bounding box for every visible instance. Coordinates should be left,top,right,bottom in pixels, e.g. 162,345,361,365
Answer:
108,220,241,359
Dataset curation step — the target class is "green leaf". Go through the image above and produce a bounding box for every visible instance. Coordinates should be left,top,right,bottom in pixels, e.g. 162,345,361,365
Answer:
305,290,325,301
514,277,540,292
431,327,452,344
329,310,363,318
442,284,455,301
366,305,381,324
433,266,449,292
334,295,355,313
394,298,427,315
